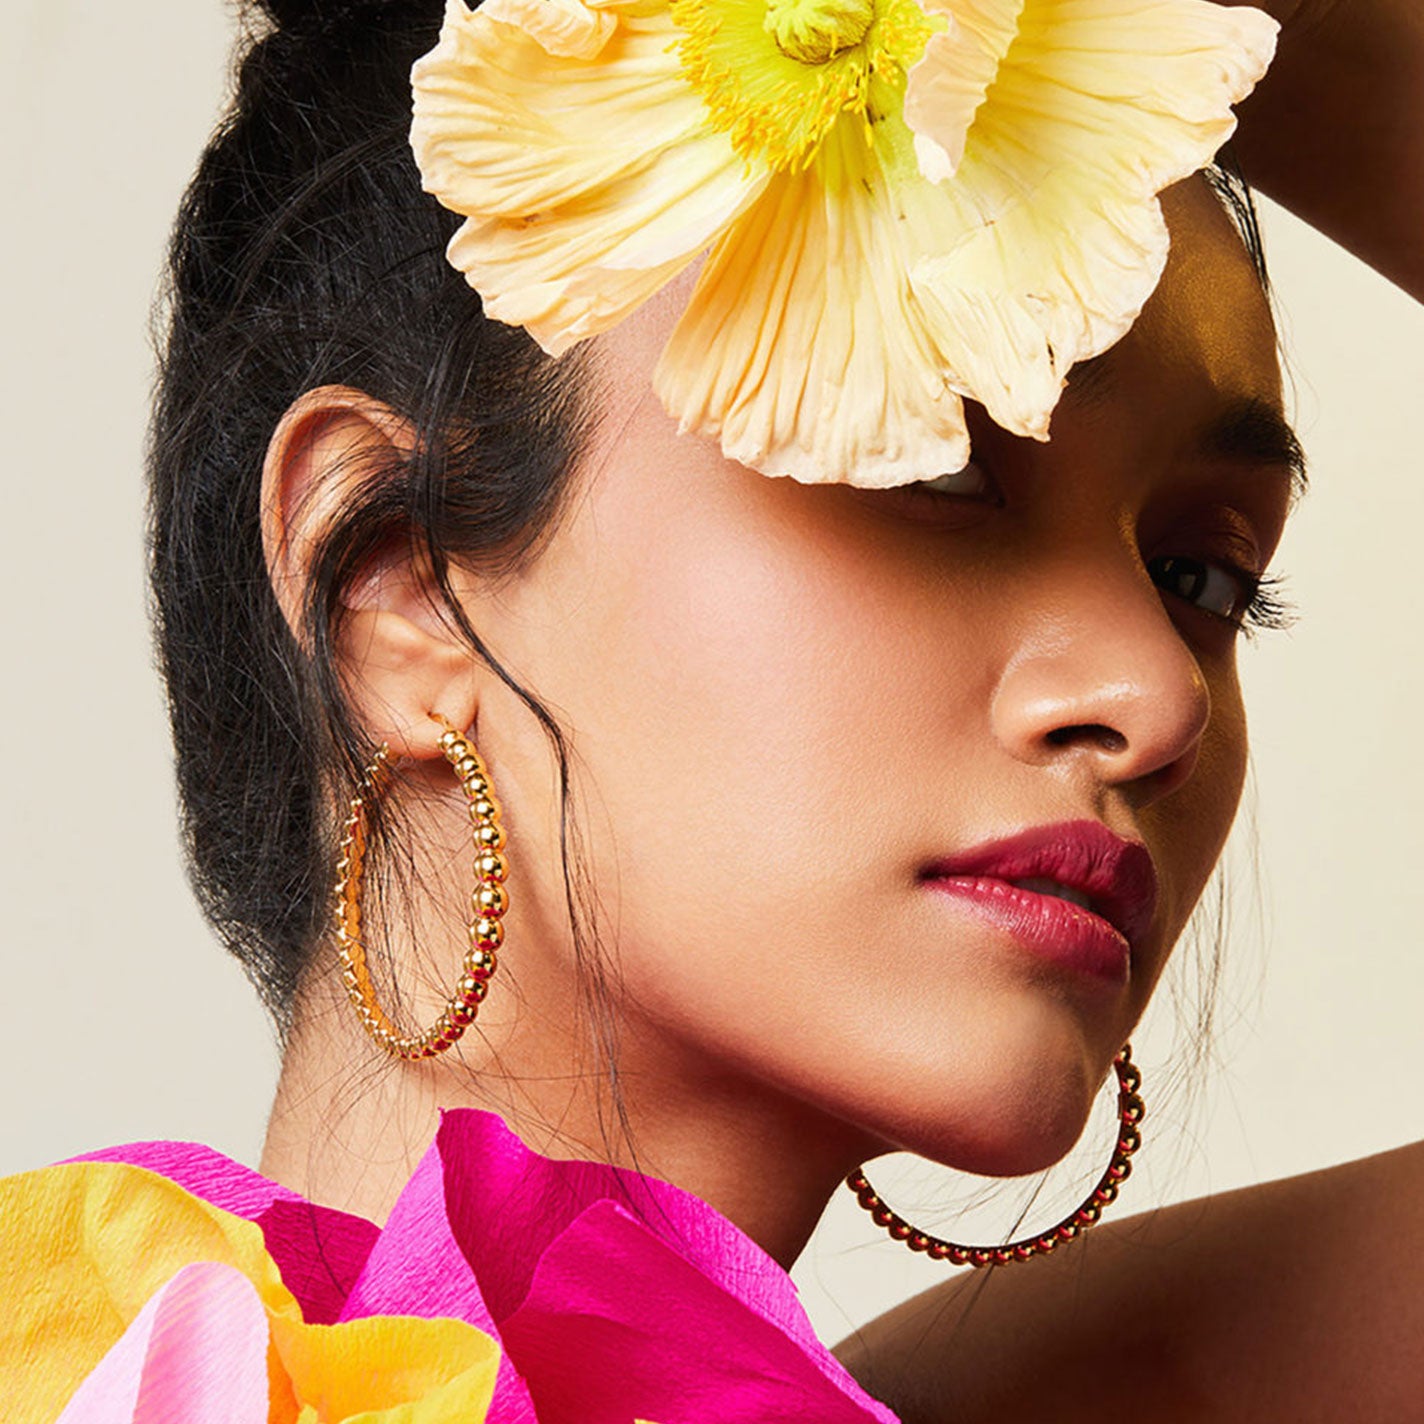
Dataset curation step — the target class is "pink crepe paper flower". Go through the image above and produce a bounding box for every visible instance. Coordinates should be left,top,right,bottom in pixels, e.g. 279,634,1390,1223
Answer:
6,1110,895,1424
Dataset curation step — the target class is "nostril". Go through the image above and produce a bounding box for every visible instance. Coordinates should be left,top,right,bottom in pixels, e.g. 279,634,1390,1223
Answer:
1045,724,1128,754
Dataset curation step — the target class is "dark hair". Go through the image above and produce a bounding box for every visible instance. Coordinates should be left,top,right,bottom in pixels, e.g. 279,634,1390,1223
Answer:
149,0,594,1034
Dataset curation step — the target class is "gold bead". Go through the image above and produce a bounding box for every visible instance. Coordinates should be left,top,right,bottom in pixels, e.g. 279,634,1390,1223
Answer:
471,796,500,821
473,883,508,918
472,915,505,948
454,755,481,781
475,851,508,883
475,823,507,851
462,951,496,985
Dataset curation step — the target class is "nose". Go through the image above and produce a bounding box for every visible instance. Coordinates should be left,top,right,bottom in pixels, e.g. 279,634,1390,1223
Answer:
990,557,1211,802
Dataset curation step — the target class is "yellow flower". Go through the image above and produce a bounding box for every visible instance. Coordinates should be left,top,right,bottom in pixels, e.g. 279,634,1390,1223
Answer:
411,0,1277,487
1,1163,500,1424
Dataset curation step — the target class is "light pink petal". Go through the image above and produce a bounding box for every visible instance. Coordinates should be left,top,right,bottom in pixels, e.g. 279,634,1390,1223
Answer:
57,1263,269,1424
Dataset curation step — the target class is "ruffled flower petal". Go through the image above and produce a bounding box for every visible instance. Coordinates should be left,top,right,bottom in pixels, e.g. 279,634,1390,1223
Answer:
0,1161,301,1423
412,0,767,354
903,0,1022,183
657,118,974,486
479,0,619,60
8,1112,890,1423
411,0,1278,486
271,1312,500,1423
902,0,1278,438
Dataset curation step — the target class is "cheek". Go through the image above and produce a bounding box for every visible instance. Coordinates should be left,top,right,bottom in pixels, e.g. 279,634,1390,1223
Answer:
1145,657,1248,977
527,468,994,1048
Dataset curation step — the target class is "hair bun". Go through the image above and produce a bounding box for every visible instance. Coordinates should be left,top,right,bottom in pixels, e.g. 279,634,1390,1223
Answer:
254,0,412,38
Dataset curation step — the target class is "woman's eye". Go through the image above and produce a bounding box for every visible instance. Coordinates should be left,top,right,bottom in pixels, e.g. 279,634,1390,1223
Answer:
913,461,991,498
1147,554,1251,620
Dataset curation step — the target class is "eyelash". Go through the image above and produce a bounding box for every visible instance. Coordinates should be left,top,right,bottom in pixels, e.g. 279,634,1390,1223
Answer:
1151,555,1298,638
1234,570,1297,638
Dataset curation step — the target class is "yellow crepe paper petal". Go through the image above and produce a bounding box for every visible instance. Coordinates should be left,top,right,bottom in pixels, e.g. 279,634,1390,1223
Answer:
0,1162,299,1423
412,0,765,354
275,1313,499,1424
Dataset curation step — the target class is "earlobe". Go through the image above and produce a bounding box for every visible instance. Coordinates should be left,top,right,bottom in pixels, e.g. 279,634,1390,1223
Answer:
260,385,477,762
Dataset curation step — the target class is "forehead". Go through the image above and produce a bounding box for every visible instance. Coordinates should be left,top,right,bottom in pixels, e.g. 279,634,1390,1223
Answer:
1076,175,1281,410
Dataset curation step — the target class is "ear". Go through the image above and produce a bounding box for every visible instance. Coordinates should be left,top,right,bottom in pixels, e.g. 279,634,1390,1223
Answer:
261,385,476,761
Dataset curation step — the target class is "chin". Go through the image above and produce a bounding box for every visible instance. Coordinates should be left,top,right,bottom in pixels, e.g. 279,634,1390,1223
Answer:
851,1004,1114,1180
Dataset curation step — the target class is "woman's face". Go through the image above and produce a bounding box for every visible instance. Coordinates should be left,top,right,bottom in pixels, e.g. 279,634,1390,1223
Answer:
453,176,1296,1185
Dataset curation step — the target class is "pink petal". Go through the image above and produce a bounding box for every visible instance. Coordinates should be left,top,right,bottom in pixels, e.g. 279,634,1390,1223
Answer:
500,1202,896,1424
57,1262,269,1424
435,1112,890,1419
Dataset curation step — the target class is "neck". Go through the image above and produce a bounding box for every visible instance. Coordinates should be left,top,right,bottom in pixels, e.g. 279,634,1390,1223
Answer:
260,969,869,1269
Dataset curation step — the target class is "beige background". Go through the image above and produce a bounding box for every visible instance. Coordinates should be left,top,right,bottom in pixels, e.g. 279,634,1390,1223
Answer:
4,1,1421,1341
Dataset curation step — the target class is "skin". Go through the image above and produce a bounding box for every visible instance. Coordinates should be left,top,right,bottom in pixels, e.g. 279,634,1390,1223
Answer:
1216,0,1424,301
838,1139,1424,1421
259,177,1296,1282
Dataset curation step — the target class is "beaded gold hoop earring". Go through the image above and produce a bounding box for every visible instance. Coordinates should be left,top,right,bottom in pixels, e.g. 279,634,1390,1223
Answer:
847,1045,1145,1268
333,714,509,1060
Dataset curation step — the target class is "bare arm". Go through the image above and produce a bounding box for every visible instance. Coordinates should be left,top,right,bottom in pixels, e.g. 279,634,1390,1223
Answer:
1222,0,1424,300
838,1142,1424,1423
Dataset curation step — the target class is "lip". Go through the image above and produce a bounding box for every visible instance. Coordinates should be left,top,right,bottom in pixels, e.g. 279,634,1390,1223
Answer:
919,820,1159,983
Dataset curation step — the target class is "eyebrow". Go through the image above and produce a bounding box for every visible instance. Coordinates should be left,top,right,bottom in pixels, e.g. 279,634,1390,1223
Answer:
1067,356,1309,505
1199,397,1309,505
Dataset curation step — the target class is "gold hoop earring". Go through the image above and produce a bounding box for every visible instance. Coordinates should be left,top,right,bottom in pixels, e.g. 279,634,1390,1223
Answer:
847,1045,1145,1268
333,714,509,1060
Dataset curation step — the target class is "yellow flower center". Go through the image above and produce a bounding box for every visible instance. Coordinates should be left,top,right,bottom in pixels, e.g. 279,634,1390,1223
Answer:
763,0,874,65
672,0,939,172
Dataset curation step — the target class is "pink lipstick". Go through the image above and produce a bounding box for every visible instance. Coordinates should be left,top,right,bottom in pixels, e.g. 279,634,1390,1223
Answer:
920,820,1158,983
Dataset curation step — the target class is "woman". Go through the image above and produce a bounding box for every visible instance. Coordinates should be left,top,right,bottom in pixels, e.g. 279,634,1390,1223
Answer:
4,0,1421,1419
